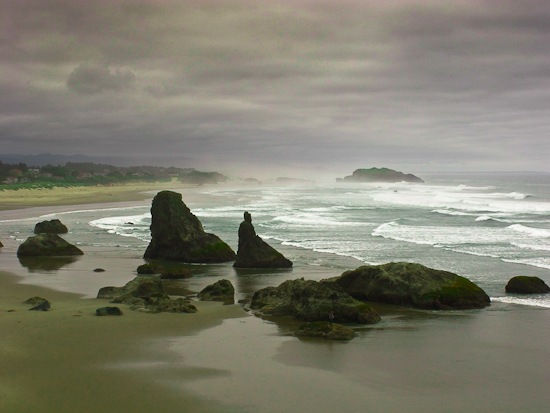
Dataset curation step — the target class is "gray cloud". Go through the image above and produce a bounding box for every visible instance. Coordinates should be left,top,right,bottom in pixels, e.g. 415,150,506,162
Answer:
67,63,136,94
1,0,550,176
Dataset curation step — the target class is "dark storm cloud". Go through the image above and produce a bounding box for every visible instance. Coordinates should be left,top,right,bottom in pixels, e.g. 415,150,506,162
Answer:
1,0,550,175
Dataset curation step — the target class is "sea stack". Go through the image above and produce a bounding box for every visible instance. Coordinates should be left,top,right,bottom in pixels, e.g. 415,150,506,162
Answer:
234,211,292,268
143,190,235,263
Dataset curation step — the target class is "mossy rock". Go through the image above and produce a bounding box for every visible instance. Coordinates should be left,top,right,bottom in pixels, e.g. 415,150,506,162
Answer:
296,321,356,341
137,263,165,275
327,262,490,310
251,278,380,324
505,276,550,294
97,276,197,314
144,191,235,263
34,219,68,234
17,233,83,257
160,267,192,279
198,279,235,301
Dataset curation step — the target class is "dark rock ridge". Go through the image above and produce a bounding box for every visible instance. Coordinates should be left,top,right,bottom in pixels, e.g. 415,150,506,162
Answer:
0,240,3,248
295,321,356,341
250,278,381,324
17,233,84,257
338,167,424,183
97,276,197,314
144,191,235,263
34,219,68,234
198,279,235,301
505,276,550,294
234,212,292,268
326,262,490,310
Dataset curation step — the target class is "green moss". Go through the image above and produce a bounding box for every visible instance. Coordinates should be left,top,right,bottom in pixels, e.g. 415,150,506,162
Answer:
419,276,489,309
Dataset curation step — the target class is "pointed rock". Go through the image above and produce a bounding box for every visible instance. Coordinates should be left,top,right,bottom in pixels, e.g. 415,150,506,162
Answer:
234,212,292,268
143,191,235,263
34,219,68,234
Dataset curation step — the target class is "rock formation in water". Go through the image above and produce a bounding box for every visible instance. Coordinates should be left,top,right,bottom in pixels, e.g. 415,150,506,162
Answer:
197,279,235,301
325,262,490,310
338,167,424,183
234,212,292,268
17,233,84,257
250,278,381,324
505,276,550,294
143,190,235,263
97,276,197,313
34,219,68,234
295,321,356,341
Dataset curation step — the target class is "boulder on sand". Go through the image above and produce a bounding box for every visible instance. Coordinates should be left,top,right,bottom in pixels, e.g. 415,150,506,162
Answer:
234,212,292,268
143,191,235,263
17,233,83,257
198,279,235,301
97,276,197,314
505,276,550,294
250,278,380,324
34,219,68,234
326,262,490,310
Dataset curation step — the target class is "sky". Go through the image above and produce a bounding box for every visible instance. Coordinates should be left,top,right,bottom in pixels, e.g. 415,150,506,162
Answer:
2,0,550,178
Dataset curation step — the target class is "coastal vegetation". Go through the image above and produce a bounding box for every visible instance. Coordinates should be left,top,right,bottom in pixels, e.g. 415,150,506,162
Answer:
0,160,227,188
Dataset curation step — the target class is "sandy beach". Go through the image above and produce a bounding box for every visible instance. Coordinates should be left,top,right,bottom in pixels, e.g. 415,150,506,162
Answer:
2,186,550,413
0,181,192,210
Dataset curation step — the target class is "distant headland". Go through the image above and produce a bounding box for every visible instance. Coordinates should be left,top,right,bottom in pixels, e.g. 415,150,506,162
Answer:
337,167,424,183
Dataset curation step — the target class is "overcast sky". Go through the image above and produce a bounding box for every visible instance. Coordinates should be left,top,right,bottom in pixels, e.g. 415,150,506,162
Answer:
2,0,550,177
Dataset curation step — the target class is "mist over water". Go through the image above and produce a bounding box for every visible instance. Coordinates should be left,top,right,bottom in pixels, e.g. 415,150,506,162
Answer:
2,172,550,307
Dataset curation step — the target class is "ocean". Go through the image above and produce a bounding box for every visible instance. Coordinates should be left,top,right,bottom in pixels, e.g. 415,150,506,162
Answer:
2,172,549,307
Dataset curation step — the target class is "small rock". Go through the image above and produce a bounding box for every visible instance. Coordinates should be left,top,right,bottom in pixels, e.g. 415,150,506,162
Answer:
296,321,356,341
198,279,235,301
93,268,106,273
96,306,123,316
505,276,550,294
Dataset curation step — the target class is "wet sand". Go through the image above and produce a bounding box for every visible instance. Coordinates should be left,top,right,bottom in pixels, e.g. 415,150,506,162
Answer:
0,270,246,413
2,188,550,412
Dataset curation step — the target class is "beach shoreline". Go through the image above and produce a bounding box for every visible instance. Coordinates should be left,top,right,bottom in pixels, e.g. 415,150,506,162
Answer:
0,180,199,211
2,184,550,412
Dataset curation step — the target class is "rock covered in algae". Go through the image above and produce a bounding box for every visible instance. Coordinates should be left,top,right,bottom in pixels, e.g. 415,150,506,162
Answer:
250,278,380,324
17,233,83,257
97,276,197,314
326,262,490,310
295,321,356,341
144,191,235,263
34,219,68,234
